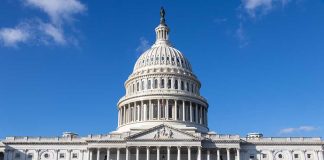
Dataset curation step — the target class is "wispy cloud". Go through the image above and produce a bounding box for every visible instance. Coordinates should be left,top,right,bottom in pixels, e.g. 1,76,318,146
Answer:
0,0,86,48
235,23,249,48
279,126,319,134
241,0,291,18
0,27,30,47
136,37,150,54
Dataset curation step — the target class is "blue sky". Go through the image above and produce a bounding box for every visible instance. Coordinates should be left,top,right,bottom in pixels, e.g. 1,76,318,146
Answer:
0,0,324,139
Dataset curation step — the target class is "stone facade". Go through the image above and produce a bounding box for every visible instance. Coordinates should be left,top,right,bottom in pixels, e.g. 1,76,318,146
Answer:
0,8,323,160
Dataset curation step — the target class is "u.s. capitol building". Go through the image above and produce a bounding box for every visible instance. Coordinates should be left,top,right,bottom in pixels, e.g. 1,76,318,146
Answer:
0,8,323,160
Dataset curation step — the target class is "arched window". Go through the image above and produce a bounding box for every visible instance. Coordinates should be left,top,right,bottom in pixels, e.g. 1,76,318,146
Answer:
167,79,171,89
161,79,165,88
141,80,144,90
154,79,158,89
181,81,184,90
148,80,151,89
174,80,178,89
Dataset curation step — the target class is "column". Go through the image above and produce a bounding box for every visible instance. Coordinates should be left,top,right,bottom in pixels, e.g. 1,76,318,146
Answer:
182,101,185,121
190,102,193,122
288,150,293,160
167,147,170,160
227,148,230,160
123,106,126,124
146,147,150,160
68,150,72,160
157,147,160,160
141,101,144,121
174,100,178,120
177,147,181,160
236,149,240,160
89,150,93,160
197,147,201,160
195,104,198,123
96,149,100,160
207,149,210,160
166,99,169,119
144,103,147,121
55,150,60,160
117,148,120,160
149,100,152,120
270,150,274,160
302,150,306,160
199,105,203,124
106,149,110,160
158,99,161,120
319,150,324,160
126,147,129,160
217,149,221,160
80,150,85,160
136,147,139,160
188,147,191,160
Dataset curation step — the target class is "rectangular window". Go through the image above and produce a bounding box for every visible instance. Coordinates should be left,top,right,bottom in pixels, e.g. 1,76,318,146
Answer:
263,154,267,159
72,153,78,159
174,80,178,89
15,153,20,159
307,154,311,159
160,100,165,118
59,153,65,159
250,155,255,159
167,79,171,89
153,103,158,119
294,154,299,159
141,81,144,90
27,154,33,159
168,104,173,119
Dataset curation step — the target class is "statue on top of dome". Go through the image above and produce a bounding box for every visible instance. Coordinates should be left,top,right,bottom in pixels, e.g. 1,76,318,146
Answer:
160,7,166,25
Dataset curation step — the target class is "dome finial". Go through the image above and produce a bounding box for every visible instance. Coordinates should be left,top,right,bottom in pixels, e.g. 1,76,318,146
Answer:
160,7,166,25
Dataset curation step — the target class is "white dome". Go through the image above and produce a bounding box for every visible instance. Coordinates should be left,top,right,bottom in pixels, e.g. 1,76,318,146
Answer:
133,43,192,73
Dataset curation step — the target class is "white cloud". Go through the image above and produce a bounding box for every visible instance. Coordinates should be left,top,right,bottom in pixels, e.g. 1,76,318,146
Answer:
279,126,318,134
39,23,66,44
25,0,86,25
136,37,150,53
241,0,291,17
0,0,86,48
235,23,249,48
0,27,30,47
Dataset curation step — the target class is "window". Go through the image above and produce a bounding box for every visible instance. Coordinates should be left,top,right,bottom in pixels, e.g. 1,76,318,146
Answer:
167,79,171,89
160,100,165,118
250,155,255,159
15,153,20,159
191,84,194,93
59,153,65,159
72,153,78,159
153,103,158,119
181,81,184,90
307,154,311,159
168,104,173,118
27,154,33,159
161,79,165,88
278,154,283,159
186,82,189,91
154,79,158,89
136,82,139,91
174,80,178,89
44,153,49,159
148,80,151,89
141,80,144,90
162,56,164,61
294,154,299,159
262,154,267,159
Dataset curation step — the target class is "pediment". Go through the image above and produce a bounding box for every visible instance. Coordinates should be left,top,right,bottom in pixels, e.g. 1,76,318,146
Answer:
125,124,201,141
